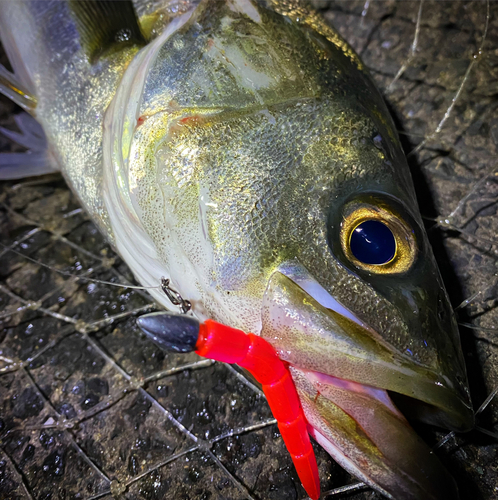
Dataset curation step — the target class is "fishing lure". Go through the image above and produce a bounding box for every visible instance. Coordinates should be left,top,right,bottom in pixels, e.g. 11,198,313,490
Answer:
137,311,321,500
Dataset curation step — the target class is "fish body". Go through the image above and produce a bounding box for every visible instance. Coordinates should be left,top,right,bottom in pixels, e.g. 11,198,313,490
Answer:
0,1,474,498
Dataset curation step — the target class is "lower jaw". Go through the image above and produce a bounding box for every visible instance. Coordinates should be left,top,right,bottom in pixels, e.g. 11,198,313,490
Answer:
309,427,394,498
290,366,459,500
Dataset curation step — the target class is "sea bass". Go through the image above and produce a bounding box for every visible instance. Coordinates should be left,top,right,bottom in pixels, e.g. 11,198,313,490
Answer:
0,0,474,498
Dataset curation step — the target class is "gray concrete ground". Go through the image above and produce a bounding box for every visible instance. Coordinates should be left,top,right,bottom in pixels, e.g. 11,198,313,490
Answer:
0,1,497,499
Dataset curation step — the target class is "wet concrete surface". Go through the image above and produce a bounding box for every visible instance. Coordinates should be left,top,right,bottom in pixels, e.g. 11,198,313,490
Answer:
0,1,497,499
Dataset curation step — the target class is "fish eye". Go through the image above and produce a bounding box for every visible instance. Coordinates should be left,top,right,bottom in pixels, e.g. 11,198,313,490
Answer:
339,197,417,274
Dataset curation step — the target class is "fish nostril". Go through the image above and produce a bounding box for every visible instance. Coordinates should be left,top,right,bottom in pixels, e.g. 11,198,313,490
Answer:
436,292,449,324
437,308,446,323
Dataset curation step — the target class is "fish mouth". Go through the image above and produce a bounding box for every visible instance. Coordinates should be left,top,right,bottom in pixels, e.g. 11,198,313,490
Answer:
261,262,474,500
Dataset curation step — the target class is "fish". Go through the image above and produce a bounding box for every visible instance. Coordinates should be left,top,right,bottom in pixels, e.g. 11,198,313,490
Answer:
0,0,481,498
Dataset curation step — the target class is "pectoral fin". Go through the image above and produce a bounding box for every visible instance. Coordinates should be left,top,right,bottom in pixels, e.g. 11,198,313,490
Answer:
0,113,59,180
0,64,36,113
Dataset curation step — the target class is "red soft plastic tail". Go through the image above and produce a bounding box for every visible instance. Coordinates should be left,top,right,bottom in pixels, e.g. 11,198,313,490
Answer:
196,320,321,500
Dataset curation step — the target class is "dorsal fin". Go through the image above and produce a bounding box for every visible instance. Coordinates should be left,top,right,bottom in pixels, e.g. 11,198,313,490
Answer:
69,0,146,62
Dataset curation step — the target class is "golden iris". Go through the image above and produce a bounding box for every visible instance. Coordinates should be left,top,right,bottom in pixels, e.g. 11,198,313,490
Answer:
340,199,417,274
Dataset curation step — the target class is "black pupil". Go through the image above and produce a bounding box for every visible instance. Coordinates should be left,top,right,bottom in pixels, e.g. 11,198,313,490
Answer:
350,220,396,265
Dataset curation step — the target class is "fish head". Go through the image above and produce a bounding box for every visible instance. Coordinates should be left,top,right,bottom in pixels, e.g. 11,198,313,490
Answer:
252,94,474,498
255,104,474,432
103,2,473,498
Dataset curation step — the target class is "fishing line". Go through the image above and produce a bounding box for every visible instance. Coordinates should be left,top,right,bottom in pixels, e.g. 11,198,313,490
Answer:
408,0,491,157
0,241,160,291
